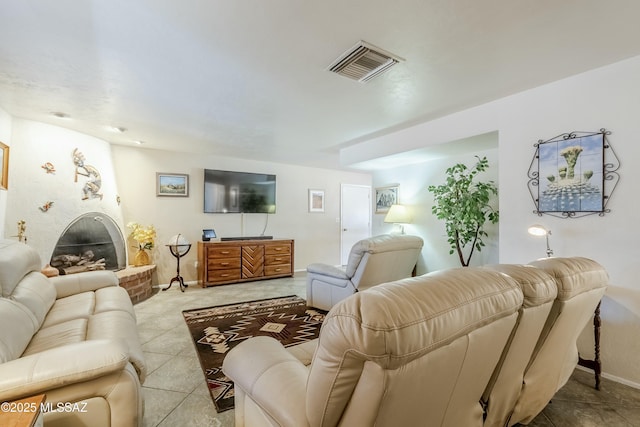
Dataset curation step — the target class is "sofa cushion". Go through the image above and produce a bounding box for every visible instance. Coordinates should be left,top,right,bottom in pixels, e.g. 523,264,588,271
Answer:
41,286,135,329
41,292,96,328
0,240,42,297
23,319,89,356
7,271,56,326
94,286,136,320
483,264,557,308
87,311,147,382
0,299,39,363
529,257,609,300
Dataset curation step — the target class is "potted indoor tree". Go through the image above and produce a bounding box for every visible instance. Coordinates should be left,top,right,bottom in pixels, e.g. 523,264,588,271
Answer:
428,156,499,267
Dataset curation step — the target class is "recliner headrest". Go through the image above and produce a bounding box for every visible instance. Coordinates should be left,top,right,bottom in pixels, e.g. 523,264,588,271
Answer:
0,239,42,297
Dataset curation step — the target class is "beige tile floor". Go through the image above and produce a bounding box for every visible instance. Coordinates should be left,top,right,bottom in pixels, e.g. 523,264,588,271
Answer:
134,273,640,427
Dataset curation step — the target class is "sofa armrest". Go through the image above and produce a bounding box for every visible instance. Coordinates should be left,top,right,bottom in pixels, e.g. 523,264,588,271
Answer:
306,263,349,280
0,340,129,401
222,336,309,427
50,270,119,298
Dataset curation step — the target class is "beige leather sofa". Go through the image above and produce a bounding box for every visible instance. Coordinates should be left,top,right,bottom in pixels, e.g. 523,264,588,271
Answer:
306,234,423,310
0,239,146,427
226,266,525,427
224,257,608,427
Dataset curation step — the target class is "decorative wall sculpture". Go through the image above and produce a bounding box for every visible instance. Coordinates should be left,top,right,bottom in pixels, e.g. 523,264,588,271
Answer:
72,148,103,200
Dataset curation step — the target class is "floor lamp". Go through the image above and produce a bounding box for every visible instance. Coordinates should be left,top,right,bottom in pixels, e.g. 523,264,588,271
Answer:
528,224,553,257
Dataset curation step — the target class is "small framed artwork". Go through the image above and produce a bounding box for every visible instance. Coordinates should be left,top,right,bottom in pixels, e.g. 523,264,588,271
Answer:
0,142,8,190
156,173,189,197
375,185,398,213
308,189,325,213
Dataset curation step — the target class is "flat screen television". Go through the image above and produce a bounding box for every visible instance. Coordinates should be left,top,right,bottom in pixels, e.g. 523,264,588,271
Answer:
204,169,276,213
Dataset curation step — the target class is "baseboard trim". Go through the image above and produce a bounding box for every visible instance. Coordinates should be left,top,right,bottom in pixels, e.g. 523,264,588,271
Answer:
575,365,640,389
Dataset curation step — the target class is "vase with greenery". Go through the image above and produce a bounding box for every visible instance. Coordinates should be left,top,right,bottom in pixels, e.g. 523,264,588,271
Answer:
427,156,499,267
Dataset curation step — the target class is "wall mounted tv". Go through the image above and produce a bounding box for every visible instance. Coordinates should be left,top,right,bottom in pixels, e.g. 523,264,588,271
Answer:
204,169,276,213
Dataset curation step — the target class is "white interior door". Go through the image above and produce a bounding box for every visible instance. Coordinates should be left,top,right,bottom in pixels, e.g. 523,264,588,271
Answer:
340,184,372,265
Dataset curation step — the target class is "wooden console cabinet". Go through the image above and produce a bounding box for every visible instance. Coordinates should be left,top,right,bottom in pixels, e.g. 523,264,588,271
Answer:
197,239,294,287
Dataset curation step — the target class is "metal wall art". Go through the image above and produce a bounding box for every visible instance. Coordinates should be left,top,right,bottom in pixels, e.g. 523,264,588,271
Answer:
527,128,619,218
73,148,103,200
41,162,56,174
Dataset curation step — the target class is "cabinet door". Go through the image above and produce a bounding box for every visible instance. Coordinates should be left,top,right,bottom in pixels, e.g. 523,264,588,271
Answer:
242,245,265,278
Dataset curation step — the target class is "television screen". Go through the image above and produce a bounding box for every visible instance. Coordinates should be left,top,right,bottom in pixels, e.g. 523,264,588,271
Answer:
204,169,276,213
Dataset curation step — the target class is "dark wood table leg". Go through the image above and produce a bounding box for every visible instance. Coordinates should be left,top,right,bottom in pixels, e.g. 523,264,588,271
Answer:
578,301,602,390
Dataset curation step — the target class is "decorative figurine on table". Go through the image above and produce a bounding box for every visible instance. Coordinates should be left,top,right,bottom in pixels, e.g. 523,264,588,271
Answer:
15,220,27,243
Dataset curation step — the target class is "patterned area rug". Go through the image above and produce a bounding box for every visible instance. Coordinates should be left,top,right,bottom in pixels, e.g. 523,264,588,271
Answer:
182,295,326,412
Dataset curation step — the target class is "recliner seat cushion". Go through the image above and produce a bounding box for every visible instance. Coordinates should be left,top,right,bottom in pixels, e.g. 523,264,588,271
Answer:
42,286,136,328
23,318,89,356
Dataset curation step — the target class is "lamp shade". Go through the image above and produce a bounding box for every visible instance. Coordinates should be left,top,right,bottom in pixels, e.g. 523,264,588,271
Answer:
527,224,549,236
384,205,412,224
527,224,553,257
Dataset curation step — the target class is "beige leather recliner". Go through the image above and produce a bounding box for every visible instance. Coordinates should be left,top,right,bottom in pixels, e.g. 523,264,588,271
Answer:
224,267,524,427
0,239,146,427
507,257,608,426
481,264,559,427
306,234,423,310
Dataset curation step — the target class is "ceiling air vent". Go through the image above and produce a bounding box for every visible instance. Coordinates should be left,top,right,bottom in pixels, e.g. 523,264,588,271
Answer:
328,41,404,83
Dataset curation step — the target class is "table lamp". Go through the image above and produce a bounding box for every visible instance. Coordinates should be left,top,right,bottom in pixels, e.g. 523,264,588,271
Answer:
384,204,412,234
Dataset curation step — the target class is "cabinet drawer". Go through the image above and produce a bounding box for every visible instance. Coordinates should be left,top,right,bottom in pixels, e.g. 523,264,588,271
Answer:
207,268,242,282
207,246,241,258
265,254,291,265
207,258,241,269
264,264,292,276
264,244,291,256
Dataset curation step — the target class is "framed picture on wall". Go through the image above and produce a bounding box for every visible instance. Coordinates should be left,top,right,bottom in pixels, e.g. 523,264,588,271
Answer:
375,185,398,214
308,189,325,212
156,173,189,197
0,141,8,190
527,128,619,218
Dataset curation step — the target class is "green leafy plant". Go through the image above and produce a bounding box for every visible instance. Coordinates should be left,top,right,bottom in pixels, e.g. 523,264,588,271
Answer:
427,156,499,267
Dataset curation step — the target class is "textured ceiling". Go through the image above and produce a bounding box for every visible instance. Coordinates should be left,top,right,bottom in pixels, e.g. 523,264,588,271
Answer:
2,1,640,170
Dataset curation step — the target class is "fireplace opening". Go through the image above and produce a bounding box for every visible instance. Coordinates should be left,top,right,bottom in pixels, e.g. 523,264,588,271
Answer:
50,212,126,274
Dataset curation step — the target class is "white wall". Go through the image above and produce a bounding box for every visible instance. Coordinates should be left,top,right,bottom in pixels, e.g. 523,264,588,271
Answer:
0,108,12,238
111,145,371,284
4,120,125,264
348,55,640,386
372,147,499,274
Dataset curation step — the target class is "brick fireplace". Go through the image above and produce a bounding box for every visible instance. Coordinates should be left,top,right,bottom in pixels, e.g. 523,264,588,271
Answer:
50,212,157,303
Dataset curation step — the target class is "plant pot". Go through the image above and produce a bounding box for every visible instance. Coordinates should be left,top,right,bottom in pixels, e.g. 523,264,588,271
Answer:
133,249,151,266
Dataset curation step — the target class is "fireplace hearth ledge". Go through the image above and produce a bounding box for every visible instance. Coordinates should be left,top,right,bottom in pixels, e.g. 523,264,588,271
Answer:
116,265,158,304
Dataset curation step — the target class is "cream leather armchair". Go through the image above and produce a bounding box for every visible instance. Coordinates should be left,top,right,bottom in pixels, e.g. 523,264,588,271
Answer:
306,234,423,310
0,239,146,427
223,267,524,427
